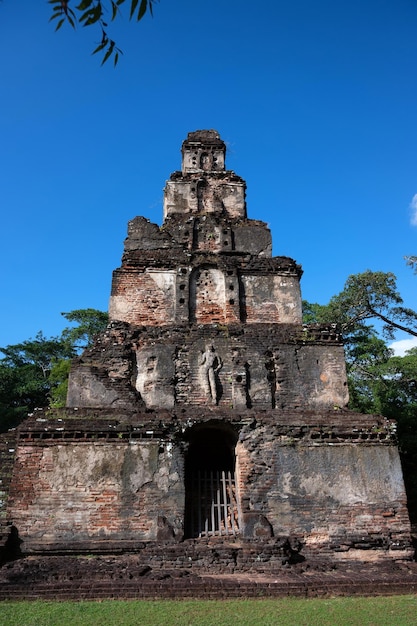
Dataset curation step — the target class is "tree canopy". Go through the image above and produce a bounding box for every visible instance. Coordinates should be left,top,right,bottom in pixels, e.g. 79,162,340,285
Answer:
303,270,417,340
0,309,108,430
60,308,110,350
49,0,158,65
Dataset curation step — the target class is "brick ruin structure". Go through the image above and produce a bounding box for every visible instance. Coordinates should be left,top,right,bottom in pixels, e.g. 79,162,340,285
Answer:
0,130,413,571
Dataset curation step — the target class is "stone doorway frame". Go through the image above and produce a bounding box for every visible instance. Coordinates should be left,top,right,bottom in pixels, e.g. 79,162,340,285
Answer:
183,421,241,539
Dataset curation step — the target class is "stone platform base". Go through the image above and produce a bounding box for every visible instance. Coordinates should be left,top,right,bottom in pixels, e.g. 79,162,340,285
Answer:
1,554,417,600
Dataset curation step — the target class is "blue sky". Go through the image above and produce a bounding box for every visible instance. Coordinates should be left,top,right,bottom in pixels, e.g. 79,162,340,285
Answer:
1,0,416,351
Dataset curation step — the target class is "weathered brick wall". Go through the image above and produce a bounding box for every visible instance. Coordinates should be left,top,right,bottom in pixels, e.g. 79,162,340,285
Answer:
164,177,247,219
109,212,299,329
5,410,411,560
236,429,411,559
7,439,184,552
181,130,226,174
109,266,302,327
241,274,302,323
110,270,177,326
0,431,17,552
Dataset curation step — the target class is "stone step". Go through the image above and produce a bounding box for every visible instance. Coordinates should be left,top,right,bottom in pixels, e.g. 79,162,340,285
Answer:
1,555,417,601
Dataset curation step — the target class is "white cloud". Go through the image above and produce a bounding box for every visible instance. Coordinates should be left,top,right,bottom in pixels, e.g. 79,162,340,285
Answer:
389,337,417,356
410,194,417,226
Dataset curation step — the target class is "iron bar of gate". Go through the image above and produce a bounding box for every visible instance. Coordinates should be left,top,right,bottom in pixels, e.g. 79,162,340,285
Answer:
231,470,242,533
226,471,232,535
197,470,201,538
229,473,233,532
191,469,240,537
204,470,209,535
210,470,215,535
221,471,229,536
216,471,221,533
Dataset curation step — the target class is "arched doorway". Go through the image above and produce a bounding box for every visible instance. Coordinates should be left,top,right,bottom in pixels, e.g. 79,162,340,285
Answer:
184,422,241,539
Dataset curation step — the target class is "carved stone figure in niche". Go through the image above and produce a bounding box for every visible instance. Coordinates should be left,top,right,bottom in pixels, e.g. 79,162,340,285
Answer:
199,344,222,404
134,345,175,409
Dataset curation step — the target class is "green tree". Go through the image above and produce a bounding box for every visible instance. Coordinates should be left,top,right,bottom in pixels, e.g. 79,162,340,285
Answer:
375,347,417,419
374,347,417,524
49,0,158,65
0,332,74,429
0,309,108,429
49,308,109,406
60,308,109,351
49,358,73,408
344,329,392,414
312,270,417,339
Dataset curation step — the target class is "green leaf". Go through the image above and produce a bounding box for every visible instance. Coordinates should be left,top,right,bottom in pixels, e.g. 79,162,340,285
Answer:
101,42,115,65
75,0,94,10
137,0,148,21
94,4,103,20
55,18,66,31
92,41,108,55
79,4,102,24
79,10,92,23
130,0,139,20
149,0,158,18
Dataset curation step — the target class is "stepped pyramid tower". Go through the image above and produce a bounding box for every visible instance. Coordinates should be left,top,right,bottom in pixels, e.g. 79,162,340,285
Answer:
2,131,412,564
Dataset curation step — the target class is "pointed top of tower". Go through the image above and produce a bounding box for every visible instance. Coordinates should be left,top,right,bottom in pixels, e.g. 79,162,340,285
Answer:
164,130,246,220
181,129,226,174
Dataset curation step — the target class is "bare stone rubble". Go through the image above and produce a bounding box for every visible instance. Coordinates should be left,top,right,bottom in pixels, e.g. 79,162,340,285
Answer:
1,554,417,600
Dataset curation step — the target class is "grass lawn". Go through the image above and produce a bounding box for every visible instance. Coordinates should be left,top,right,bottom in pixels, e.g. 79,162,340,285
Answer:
1,596,417,626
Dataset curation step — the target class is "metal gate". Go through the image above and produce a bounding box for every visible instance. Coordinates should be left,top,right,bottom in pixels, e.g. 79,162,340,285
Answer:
187,469,241,538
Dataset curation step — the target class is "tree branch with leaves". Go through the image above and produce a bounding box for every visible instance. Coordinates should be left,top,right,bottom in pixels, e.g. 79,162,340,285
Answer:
306,270,417,339
405,255,417,274
49,0,158,65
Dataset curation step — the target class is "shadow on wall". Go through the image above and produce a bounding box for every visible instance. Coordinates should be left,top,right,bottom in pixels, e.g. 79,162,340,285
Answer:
1,525,22,564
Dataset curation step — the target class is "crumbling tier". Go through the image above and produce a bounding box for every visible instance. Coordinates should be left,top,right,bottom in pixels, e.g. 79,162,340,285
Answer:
66,321,348,411
2,408,412,562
